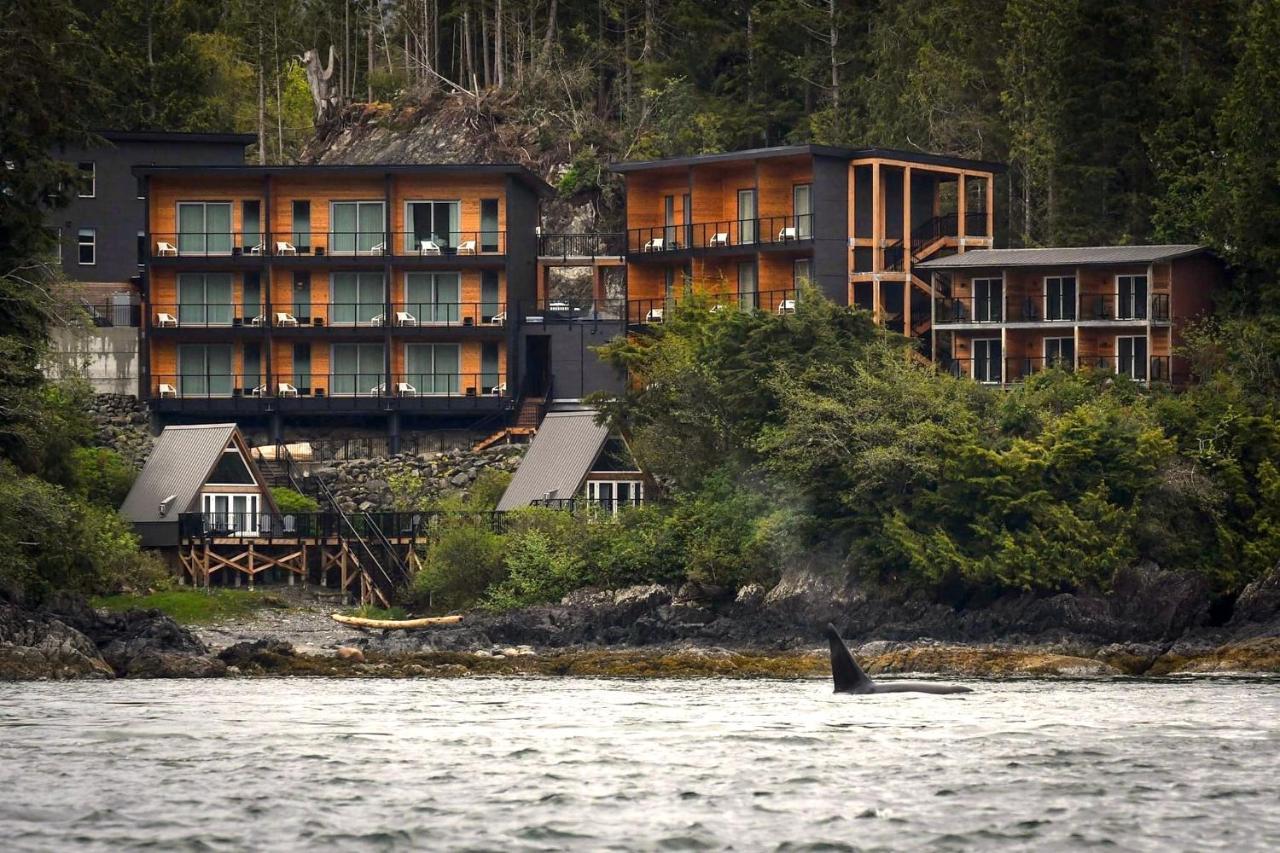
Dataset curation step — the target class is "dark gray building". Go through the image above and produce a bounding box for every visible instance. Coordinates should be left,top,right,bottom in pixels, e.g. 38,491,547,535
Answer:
54,131,254,288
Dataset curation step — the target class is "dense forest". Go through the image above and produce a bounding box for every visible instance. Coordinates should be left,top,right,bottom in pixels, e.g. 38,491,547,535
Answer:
23,0,1280,307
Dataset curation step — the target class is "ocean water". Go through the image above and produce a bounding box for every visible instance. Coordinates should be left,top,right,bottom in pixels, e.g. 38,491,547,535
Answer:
0,676,1277,851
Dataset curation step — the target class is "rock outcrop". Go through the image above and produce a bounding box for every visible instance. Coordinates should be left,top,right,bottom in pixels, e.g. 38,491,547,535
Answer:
0,604,115,680
1231,560,1280,636
88,394,154,469
317,443,524,512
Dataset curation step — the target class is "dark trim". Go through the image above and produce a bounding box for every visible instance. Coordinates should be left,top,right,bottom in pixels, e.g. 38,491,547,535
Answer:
609,144,1006,175
916,247,1209,271
132,163,555,197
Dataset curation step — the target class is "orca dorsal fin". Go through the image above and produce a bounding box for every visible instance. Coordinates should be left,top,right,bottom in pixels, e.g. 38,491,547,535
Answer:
825,623,874,693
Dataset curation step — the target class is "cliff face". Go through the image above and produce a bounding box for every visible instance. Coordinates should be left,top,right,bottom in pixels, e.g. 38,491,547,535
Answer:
300,92,617,232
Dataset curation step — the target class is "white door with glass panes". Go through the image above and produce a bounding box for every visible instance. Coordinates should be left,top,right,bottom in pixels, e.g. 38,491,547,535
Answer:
738,262,758,310
405,344,460,395
973,338,1002,384
330,272,385,325
1117,336,1148,380
1117,275,1148,320
331,344,385,395
405,200,459,252
587,480,643,514
405,272,461,324
176,202,232,255
330,201,385,254
202,493,260,535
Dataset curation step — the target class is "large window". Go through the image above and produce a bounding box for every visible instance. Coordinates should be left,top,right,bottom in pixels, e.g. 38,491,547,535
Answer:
201,492,260,536
405,272,461,324
331,344,385,396
480,199,500,252
404,344,460,395
973,278,1002,322
330,201,385,254
1045,276,1077,321
794,184,813,238
586,480,644,514
405,200,458,252
77,162,95,198
208,448,256,485
177,273,233,326
330,272,385,325
973,338,1002,384
177,344,233,397
241,201,261,252
177,202,232,255
291,200,311,250
77,228,95,265
1117,275,1148,320
1044,336,1075,368
1117,335,1148,380
738,188,757,244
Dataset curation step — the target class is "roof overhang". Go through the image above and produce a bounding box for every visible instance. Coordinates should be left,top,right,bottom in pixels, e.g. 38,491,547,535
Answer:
132,163,555,197
609,144,1006,175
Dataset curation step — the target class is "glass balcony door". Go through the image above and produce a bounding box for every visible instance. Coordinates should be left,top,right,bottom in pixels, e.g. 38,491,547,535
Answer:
330,201,385,254
178,344,233,397
330,272,385,326
405,343,460,395
405,272,461,324
331,343,385,396
1117,335,1148,380
794,184,813,238
1044,336,1075,368
406,200,459,252
738,189,757,244
177,202,232,255
1117,275,1148,320
974,278,1003,322
1045,276,1077,320
973,338,1002,384
177,273,233,326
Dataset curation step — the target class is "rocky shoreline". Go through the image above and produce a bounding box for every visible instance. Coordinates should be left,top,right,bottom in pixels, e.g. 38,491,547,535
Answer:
3,560,1279,682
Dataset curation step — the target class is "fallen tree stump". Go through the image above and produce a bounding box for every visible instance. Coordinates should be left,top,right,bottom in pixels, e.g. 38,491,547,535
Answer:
330,613,464,631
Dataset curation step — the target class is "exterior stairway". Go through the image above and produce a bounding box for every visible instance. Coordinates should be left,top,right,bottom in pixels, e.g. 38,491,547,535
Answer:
472,394,545,451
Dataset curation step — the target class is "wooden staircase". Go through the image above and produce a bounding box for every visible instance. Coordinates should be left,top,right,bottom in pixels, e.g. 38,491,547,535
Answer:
472,395,545,451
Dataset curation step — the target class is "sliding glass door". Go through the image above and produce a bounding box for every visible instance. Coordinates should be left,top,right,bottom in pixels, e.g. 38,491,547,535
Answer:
176,202,232,255
177,273,233,326
329,201,385,254
794,184,813,238
330,272,385,325
405,272,461,324
330,344,385,396
178,344,233,396
405,344,460,394
405,200,459,252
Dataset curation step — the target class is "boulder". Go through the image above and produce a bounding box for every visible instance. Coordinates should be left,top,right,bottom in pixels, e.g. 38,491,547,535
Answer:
762,564,850,626
117,650,227,678
0,604,115,680
1108,560,1209,639
1231,560,1280,628
336,646,365,662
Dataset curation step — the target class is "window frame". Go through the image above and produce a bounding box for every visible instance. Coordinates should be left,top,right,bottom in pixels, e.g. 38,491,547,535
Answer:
77,161,95,198
1116,334,1149,381
1043,336,1075,369
329,199,387,255
1115,274,1149,321
402,199,458,253
1044,275,1077,321
972,337,1002,384
972,277,1002,323
77,228,96,265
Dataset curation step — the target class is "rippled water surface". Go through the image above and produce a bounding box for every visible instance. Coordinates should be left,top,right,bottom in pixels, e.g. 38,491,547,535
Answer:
1,677,1279,851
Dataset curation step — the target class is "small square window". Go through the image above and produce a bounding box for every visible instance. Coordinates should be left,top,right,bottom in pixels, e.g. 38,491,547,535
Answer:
77,162,95,198
78,228,95,265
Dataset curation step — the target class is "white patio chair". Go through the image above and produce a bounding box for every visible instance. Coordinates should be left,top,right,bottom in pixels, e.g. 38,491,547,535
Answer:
156,241,178,256
778,226,798,241
490,382,508,396
777,299,797,315
418,240,442,256
489,310,507,326
370,382,388,396
277,383,299,398
158,383,177,398
250,384,269,397
369,241,385,255
275,241,297,255
274,312,299,327
249,313,268,326
457,240,477,255
644,237,665,252
247,244,264,255
708,232,730,247
155,312,177,327
395,382,417,396
369,313,386,327
645,307,664,323
395,311,418,327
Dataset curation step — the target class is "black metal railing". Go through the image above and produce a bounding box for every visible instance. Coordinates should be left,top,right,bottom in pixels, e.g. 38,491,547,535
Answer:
518,299,628,324
940,355,1171,386
151,373,511,401
178,509,507,542
527,497,645,513
79,298,140,327
627,214,814,254
148,231,509,259
934,292,1171,325
395,230,506,256
626,288,798,325
149,232,267,258
150,302,509,329
538,232,625,259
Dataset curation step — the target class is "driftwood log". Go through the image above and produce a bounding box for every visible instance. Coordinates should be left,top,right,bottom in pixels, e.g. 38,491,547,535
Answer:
330,613,464,631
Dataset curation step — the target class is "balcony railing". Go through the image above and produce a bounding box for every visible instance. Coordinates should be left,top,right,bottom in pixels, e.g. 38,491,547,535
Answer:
940,355,1171,385
150,302,508,329
627,288,798,325
78,298,140,327
934,292,1172,325
518,299,628,324
527,497,646,513
151,373,508,401
178,510,505,541
149,231,508,259
538,232,625,259
627,214,814,254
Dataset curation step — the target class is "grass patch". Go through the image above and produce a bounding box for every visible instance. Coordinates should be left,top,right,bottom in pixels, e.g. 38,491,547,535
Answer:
345,604,409,621
92,589,280,625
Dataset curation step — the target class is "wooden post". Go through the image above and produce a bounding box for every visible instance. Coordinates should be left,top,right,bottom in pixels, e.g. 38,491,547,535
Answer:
247,542,255,590
903,165,912,336
957,173,967,249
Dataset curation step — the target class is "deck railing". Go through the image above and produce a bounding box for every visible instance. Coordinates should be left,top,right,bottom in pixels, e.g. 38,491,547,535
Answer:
934,292,1172,325
150,373,510,401
538,232,625,259
940,355,1171,385
148,231,508,259
178,509,506,541
627,214,814,254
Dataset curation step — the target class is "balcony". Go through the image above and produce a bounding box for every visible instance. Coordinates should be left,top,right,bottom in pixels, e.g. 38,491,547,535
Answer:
940,355,1171,386
627,288,799,325
150,372,511,414
148,302,509,335
537,232,625,260
626,214,814,257
933,292,1171,326
147,231,508,263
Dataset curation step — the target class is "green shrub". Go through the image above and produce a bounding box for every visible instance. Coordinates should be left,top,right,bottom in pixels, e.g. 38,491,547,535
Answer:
271,486,320,514
485,526,586,610
71,446,137,507
411,524,506,611
468,468,512,509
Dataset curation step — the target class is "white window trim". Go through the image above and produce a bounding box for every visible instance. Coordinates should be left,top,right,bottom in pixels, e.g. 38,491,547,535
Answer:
176,201,234,256
78,161,95,198
972,337,1002,384
1115,273,1149,321
1042,336,1074,369
1116,334,1148,381
77,228,96,266
586,479,644,514
201,491,261,536
972,277,1002,323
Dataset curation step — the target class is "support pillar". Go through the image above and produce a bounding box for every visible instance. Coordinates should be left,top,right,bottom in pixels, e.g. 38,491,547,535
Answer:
270,412,283,445
388,411,401,455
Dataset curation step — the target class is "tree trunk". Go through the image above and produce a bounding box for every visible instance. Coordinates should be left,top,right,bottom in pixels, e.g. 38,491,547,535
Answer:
481,0,492,88
495,0,505,88
367,0,375,102
463,5,475,91
257,30,267,166
543,0,558,61
642,0,654,61
828,0,839,109
273,9,284,162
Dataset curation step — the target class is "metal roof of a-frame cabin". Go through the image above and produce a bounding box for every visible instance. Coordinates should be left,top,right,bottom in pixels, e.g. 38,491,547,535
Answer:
120,424,244,525
496,409,611,511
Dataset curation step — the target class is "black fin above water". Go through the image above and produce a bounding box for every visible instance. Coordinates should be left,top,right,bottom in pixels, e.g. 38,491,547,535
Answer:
825,623,874,693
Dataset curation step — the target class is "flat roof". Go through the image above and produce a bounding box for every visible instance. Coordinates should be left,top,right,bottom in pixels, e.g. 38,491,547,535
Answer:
99,130,257,146
610,144,1005,174
915,245,1209,270
133,162,555,196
